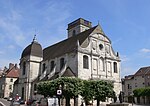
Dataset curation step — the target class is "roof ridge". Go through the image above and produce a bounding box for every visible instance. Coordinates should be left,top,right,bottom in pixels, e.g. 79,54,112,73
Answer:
44,25,97,51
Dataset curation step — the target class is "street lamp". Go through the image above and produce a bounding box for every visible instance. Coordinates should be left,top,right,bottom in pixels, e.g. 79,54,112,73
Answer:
57,85,62,106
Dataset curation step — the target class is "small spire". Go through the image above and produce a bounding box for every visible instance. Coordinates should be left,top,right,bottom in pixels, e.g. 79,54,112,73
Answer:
98,20,100,26
33,34,37,42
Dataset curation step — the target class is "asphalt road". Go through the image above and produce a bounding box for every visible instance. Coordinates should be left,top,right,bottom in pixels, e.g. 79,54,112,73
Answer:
0,98,149,106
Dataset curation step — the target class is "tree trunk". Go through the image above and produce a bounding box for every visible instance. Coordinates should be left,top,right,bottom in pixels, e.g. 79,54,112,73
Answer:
97,99,100,106
74,97,77,106
66,97,70,106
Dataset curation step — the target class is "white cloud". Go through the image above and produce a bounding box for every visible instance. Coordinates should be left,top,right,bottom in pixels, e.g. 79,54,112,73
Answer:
140,48,150,53
0,13,26,47
120,55,130,62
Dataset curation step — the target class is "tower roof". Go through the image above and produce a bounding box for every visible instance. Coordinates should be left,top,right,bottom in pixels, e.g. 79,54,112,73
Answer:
21,36,43,58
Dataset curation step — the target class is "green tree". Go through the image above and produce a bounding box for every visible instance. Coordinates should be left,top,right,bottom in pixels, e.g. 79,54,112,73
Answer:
80,80,95,105
93,80,114,106
37,77,83,106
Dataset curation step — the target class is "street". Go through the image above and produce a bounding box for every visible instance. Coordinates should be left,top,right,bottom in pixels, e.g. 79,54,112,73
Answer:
0,98,149,106
0,98,10,106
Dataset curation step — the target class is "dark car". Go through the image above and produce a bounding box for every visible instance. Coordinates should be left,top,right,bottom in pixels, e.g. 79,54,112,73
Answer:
26,99,36,105
31,100,40,106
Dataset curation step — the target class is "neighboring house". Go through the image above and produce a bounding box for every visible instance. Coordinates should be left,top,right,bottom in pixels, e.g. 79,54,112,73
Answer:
122,66,150,104
14,18,122,105
0,63,20,98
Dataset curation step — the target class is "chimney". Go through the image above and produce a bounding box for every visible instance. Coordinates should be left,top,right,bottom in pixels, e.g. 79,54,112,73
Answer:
15,64,17,69
9,63,14,69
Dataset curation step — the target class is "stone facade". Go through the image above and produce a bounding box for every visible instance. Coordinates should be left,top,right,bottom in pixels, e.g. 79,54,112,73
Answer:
15,18,121,104
0,63,19,98
122,66,150,104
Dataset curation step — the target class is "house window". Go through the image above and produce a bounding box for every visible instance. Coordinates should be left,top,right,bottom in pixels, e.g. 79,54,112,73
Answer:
9,85,12,90
60,58,65,70
50,61,55,71
83,55,89,69
114,62,117,73
10,78,13,82
73,30,76,36
22,62,26,75
128,84,130,89
42,63,46,73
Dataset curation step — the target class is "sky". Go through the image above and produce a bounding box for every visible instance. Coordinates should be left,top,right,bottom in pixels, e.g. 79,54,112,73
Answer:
0,0,150,77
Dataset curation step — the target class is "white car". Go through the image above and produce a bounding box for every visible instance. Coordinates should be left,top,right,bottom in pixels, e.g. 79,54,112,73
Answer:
38,97,59,106
7,97,13,101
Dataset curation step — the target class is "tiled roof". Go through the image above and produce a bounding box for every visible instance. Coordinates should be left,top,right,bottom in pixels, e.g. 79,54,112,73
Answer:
6,65,20,78
43,25,101,61
134,66,150,76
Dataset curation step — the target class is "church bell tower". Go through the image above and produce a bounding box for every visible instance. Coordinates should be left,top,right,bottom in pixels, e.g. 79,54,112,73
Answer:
67,18,92,38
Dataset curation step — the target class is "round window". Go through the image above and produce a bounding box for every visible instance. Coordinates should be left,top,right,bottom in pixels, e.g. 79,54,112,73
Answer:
99,44,103,50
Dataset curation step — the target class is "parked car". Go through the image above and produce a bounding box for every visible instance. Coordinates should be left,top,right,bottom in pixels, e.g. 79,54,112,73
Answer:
7,97,13,101
10,100,20,106
31,100,40,106
26,99,35,105
19,99,25,104
38,97,59,106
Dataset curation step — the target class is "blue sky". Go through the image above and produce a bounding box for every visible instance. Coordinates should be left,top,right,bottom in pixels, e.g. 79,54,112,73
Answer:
0,0,150,77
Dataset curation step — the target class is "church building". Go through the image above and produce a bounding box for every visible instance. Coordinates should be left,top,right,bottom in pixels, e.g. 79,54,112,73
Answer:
14,18,121,104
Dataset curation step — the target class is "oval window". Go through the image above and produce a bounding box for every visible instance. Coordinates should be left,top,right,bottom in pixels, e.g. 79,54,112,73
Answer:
99,44,103,50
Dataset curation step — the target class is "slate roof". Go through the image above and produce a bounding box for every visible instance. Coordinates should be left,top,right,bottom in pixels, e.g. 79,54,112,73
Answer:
134,66,150,76
124,75,134,80
43,25,98,61
21,41,43,58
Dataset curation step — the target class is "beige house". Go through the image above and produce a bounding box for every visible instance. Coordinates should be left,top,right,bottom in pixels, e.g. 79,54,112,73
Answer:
14,18,122,105
122,66,150,104
0,63,19,98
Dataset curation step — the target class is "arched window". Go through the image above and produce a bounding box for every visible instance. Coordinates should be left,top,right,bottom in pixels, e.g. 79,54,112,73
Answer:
50,61,55,71
42,63,46,73
22,62,26,75
72,30,76,36
114,62,117,73
60,58,65,70
83,55,89,69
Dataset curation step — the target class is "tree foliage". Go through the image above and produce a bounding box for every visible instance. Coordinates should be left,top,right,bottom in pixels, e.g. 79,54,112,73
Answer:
133,87,150,97
37,77,115,106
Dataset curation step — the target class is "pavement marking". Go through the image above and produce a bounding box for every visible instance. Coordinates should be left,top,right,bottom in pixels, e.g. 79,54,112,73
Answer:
0,101,6,106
